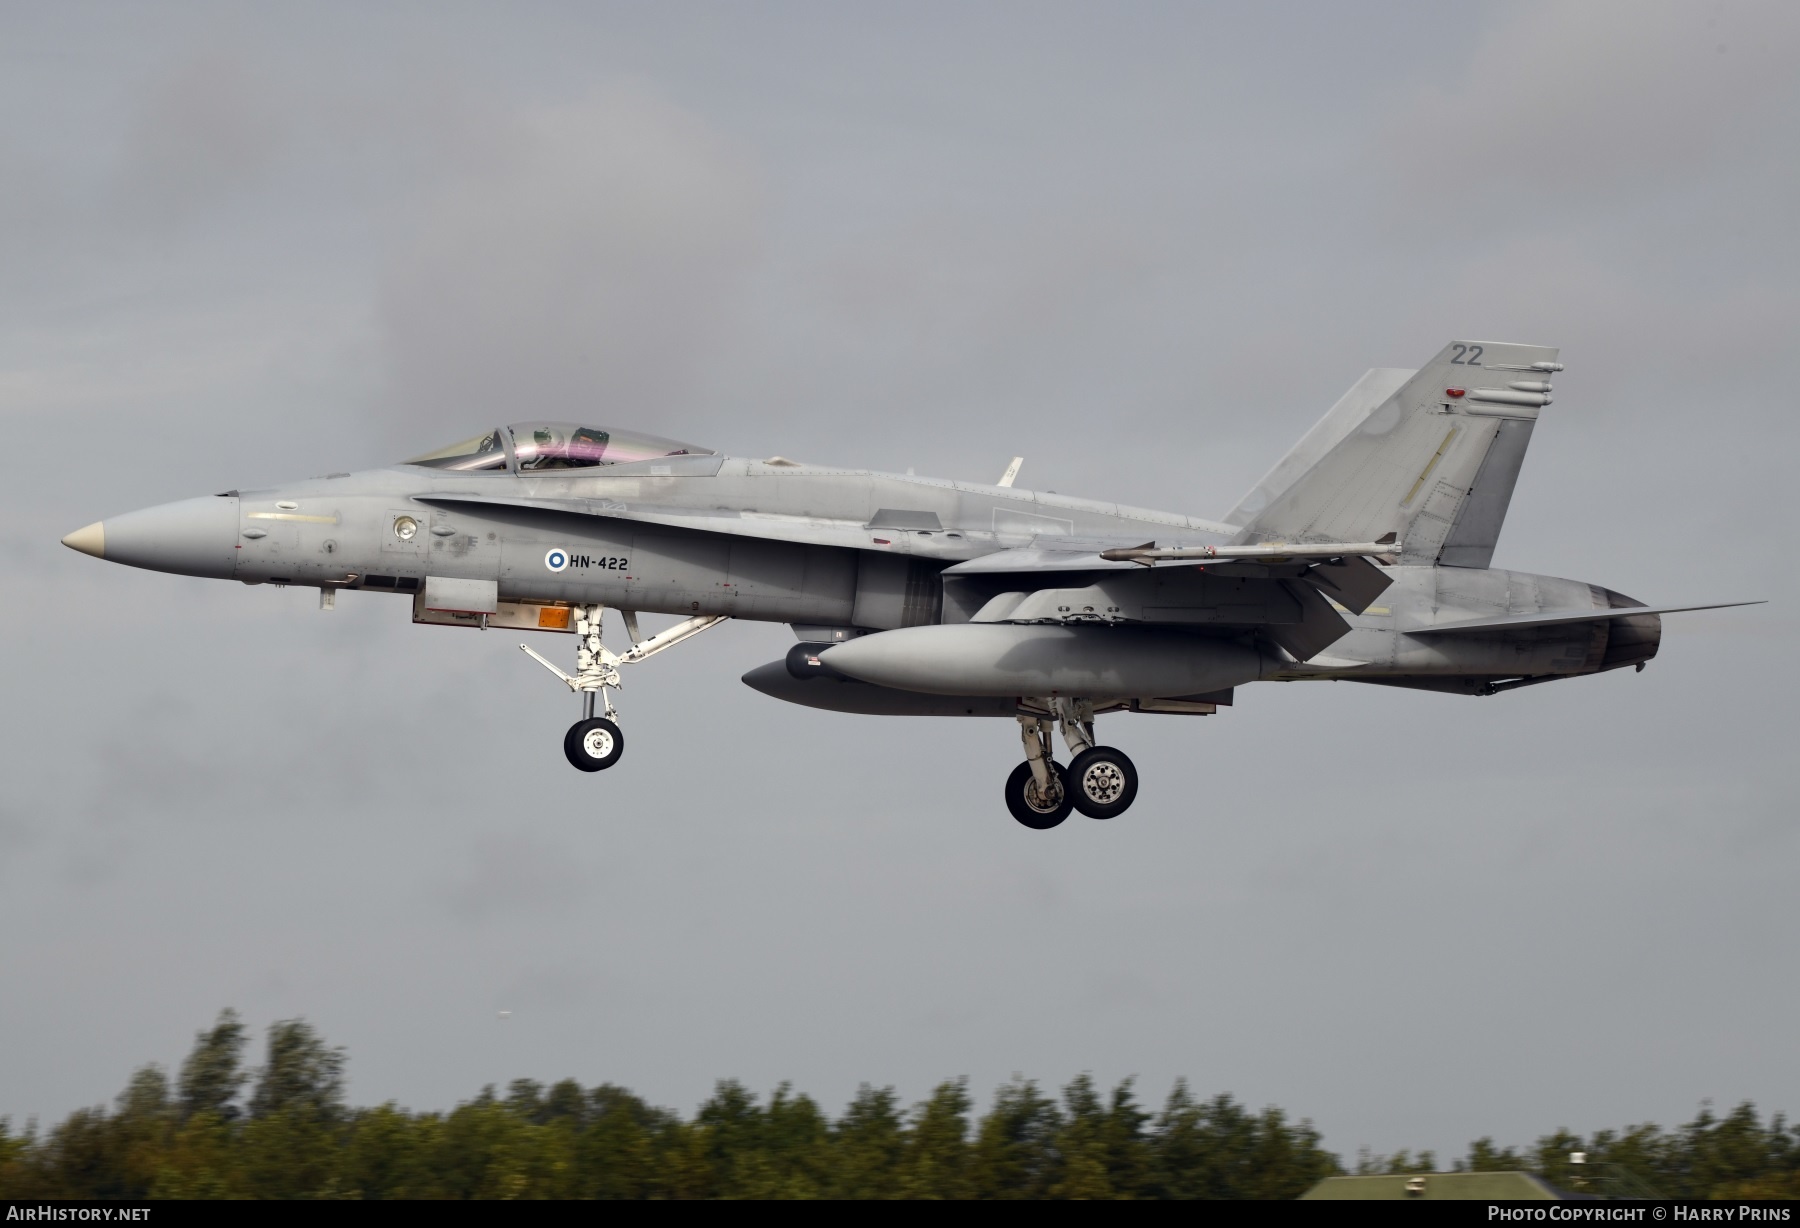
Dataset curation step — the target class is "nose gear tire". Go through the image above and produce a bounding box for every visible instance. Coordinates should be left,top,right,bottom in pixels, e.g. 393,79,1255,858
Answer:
564,717,624,771
1005,760,1073,829
1066,746,1137,819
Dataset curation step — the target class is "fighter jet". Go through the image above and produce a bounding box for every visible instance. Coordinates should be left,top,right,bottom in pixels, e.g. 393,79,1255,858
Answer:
63,341,1756,828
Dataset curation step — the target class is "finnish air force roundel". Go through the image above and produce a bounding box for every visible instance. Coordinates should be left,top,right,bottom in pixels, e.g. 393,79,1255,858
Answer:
544,548,569,573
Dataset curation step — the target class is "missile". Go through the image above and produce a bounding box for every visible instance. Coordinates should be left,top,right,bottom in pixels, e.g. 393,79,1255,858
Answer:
819,623,1267,698
1099,531,1400,566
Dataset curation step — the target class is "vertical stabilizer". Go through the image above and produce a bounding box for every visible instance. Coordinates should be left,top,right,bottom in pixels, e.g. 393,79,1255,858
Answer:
1232,341,1558,566
1224,368,1413,527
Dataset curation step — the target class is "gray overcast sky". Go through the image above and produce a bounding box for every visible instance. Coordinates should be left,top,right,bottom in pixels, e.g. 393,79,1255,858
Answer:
2,0,1796,1161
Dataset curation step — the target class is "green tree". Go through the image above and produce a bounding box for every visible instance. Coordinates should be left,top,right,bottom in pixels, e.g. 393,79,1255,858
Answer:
1227,1105,1337,1197
1050,1074,1119,1199
248,1019,345,1124
238,1019,351,1197
1153,1086,1336,1199
0,1118,50,1198
110,1066,175,1196
692,1079,829,1198
146,1111,241,1199
541,1079,587,1126
828,1084,906,1199
336,1104,443,1199
895,1079,974,1199
1530,1127,1587,1191
694,1078,759,1197
177,1009,249,1123
1461,1137,1526,1172
433,1091,567,1199
1047,1075,1154,1198
33,1003,1800,1201
577,1084,666,1199
504,1080,545,1122
971,1077,1062,1198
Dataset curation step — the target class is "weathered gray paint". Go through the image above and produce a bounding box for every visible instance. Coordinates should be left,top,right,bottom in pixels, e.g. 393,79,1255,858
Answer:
1438,417,1536,569
63,339,1743,727
820,624,1268,698
741,661,1019,716
1236,342,1556,566
1222,367,1414,528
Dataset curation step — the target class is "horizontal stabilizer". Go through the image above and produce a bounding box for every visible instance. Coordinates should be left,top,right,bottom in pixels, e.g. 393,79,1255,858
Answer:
1408,600,1763,636
1302,555,1393,614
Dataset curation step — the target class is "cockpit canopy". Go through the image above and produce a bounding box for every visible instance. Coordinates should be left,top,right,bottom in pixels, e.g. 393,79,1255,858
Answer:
507,423,713,471
405,423,714,473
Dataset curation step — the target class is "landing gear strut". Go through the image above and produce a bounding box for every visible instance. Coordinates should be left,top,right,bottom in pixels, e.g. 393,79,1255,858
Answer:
1006,717,1072,828
520,605,727,772
1005,699,1139,828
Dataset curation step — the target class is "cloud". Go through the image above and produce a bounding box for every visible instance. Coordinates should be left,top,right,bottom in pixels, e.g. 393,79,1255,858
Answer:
376,87,763,450
116,47,288,228
441,834,591,923
4,3,1796,1158
0,806,41,884
1378,0,1800,227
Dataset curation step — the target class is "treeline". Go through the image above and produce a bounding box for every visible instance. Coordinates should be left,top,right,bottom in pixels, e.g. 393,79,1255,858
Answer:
0,1012,1794,1199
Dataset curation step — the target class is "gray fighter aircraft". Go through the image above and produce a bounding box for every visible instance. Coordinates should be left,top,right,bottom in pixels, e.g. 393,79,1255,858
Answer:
63,340,1756,828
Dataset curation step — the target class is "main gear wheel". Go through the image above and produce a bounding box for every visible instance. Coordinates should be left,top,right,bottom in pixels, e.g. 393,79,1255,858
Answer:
1066,746,1138,819
1005,760,1073,829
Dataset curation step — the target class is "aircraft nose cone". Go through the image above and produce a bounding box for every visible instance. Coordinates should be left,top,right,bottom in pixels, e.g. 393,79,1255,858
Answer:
72,495,239,579
61,522,105,558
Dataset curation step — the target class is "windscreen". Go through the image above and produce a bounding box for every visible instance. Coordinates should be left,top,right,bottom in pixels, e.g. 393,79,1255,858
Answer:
405,429,509,471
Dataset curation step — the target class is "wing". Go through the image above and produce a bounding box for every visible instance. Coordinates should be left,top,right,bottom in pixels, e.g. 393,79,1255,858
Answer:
946,542,1395,613
943,544,1400,663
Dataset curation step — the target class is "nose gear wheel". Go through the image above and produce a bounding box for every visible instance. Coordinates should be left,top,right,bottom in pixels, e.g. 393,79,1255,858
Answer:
565,717,624,771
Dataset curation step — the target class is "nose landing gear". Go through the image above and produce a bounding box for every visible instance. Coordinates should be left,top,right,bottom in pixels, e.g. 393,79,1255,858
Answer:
520,605,727,772
1006,700,1139,829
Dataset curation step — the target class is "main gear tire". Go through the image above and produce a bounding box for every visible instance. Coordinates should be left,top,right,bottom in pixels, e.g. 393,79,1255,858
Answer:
1067,746,1138,819
1005,760,1073,830
564,717,624,772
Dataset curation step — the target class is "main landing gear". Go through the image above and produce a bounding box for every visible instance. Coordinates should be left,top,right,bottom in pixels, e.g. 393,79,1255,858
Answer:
520,605,727,772
1006,699,1139,829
